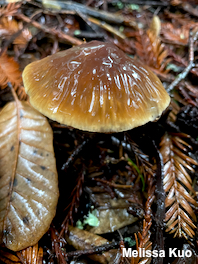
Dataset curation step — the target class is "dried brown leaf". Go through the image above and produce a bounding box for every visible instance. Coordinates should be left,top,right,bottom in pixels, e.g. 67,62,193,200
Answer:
0,100,59,251
161,23,189,46
66,225,117,263
87,192,139,234
160,133,197,239
165,11,198,29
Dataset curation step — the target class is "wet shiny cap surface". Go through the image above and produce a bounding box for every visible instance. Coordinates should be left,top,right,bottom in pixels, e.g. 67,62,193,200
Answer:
22,41,170,132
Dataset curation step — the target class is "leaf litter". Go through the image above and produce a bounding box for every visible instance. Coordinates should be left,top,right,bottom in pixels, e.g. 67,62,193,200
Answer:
0,1,198,264
0,91,59,251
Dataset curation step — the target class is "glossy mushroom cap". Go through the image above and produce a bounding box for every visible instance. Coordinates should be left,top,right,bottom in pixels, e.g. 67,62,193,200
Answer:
22,41,170,132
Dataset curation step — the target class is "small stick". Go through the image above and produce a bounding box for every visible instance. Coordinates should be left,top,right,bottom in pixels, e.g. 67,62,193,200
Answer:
93,178,133,189
0,26,27,56
88,16,126,39
61,139,89,171
39,0,126,25
51,226,68,264
65,241,119,258
152,140,165,264
167,29,198,93
13,13,83,46
121,1,167,5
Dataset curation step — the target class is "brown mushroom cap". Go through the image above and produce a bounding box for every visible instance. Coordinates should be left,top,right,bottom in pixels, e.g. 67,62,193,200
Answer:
22,41,170,132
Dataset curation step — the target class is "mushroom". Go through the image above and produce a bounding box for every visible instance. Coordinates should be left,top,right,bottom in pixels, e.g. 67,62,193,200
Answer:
22,41,170,132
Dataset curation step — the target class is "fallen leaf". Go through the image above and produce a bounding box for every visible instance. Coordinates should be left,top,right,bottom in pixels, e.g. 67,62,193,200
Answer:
0,100,59,251
66,225,117,264
86,188,141,234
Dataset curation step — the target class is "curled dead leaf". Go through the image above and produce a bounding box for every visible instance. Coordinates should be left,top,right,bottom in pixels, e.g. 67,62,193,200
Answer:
0,101,59,251
66,225,117,264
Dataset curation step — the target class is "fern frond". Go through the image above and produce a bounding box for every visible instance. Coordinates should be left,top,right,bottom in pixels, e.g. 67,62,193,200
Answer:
161,23,189,46
131,220,152,264
20,244,43,264
180,82,198,107
160,132,197,239
0,52,22,89
0,3,21,18
0,17,32,45
0,247,20,264
135,29,170,74
168,99,181,122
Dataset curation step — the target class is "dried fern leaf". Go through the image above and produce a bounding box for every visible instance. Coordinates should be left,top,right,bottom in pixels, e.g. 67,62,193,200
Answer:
168,99,181,122
0,100,59,251
20,243,43,264
0,53,22,89
0,53,27,100
131,220,152,264
160,133,197,239
0,17,31,45
0,3,21,17
0,247,21,264
161,23,189,46
135,29,170,74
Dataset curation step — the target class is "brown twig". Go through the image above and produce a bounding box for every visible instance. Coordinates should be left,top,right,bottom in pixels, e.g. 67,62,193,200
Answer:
152,140,165,264
167,29,198,93
65,241,119,258
51,226,67,264
13,13,83,46
144,172,155,224
87,16,126,39
93,178,133,189
39,0,127,25
61,138,90,171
